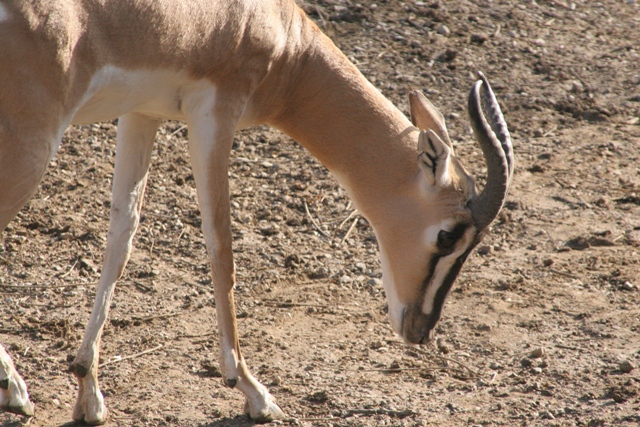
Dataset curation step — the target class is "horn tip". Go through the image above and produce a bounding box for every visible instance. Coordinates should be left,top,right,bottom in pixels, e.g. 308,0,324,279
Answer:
476,71,490,90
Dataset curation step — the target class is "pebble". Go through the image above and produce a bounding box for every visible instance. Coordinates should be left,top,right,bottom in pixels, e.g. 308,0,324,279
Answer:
339,275,353,284
470,33,488,44
368,278,383,287
476,323,492,331
477,245,492,256
571,80,585,93
539,411,555,420
619,360,635,373
620,281,636,291
530,347,545,358
436,24,450,37
489,361,503,370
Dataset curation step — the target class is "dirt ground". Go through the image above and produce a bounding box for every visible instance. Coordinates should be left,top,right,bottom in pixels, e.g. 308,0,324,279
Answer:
2,0,640,426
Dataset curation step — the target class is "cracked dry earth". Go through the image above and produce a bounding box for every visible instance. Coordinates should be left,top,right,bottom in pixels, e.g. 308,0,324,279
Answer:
1,0,640,426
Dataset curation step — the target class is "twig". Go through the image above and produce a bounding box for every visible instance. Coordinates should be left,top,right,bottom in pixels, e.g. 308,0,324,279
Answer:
434,354,480,377
261,301,333,309
339,216,359,247
542,126,558,137
548,268,578,279
99,344,163,368
399,344,480,377
303,200,331,238
168,124,187,137
345,408,415,418
338,209,358,229
0,282,92,290
58,259,78,278
338,366,441,373
292,408,415,422
132,311,182,322
177,332,216,339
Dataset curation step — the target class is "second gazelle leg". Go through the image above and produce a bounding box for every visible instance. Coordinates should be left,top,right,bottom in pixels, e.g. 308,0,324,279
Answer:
70,113,159,425
186,104,285,422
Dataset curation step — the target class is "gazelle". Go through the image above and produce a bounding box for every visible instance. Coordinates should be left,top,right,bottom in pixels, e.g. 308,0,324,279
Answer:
0,0,514,423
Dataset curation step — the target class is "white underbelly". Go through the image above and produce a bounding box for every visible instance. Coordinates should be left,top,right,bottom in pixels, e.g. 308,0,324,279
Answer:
71,67,197,124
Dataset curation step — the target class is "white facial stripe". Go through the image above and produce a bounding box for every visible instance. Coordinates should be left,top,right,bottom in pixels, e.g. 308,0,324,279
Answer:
0,3,10,22
421,226,475,314
421,255,457,314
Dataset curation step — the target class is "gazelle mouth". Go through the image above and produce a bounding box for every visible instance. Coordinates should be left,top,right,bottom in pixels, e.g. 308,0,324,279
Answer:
401,305,436,345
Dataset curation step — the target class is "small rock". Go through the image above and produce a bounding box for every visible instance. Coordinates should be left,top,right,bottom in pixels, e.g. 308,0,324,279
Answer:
530,347,545,358
201,362,222,378
476,323,492,332
370,340,385,350
620,281,636,291
436,338,450,354
531,367,543,375
271,376,282,386
340,275,353,284
305,390,329,404
368,278,383,287
539,411,555,420
470,33,488,44
489,361,503,370
521,358,533,368
308,267,329,280
619,360,635,373
571,80,585,93
436,24,450,37
477,245,492,256
259,225,280,236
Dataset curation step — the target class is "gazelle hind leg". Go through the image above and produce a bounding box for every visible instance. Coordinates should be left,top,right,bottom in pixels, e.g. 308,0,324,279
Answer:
0,130,57,417
70,113,159,425
186,102,284,422
0,343,34,417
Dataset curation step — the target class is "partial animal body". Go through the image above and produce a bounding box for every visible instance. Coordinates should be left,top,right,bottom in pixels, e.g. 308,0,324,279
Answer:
0,0,512,423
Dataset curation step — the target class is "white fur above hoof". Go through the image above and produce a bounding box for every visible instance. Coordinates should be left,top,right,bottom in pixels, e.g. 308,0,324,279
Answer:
1,399,34,417
73,390,107,425
243,396,285,423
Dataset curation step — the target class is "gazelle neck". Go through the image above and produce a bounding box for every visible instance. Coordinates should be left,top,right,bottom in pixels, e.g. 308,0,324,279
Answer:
263,28,421,225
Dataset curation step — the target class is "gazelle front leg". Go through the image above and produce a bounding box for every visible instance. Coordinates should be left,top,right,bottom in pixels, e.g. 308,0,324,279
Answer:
186,106,284,422
0,343,34,417
70,113,159,425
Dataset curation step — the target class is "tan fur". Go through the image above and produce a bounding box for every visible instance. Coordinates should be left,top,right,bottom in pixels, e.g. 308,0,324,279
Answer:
0,0,484,423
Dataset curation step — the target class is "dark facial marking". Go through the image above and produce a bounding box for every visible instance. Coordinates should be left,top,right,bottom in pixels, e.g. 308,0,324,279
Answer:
421,224,479,333
424,246,475,333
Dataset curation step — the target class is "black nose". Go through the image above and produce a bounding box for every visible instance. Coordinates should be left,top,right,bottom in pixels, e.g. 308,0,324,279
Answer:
402,306,436,344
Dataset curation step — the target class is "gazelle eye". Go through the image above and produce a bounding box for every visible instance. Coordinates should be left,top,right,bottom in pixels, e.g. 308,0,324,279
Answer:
437,230,457,252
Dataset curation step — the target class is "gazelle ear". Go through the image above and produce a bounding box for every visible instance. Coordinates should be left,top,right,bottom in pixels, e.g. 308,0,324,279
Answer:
418,130,453,188
409,91,453,150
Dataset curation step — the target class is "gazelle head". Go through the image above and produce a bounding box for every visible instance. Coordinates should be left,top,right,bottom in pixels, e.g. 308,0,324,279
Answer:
379,73,514,344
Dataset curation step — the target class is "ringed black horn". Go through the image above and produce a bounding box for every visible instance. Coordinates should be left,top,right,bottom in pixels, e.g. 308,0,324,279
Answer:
467,72,514,230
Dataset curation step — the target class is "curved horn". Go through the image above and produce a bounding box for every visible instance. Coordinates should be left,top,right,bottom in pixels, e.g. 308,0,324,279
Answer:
468,72,514,230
